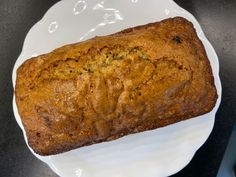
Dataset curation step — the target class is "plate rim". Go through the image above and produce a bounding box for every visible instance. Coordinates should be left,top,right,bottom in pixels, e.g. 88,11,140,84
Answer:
12,0,222,176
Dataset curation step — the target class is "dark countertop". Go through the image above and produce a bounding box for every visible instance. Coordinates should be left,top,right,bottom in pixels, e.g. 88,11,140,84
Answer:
0,0,235,177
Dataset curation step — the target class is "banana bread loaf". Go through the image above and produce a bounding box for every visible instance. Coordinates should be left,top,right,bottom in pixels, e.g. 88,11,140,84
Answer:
15,17,218,155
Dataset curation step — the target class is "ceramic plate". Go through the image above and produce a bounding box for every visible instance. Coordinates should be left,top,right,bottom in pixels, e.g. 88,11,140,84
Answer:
12,0,221,176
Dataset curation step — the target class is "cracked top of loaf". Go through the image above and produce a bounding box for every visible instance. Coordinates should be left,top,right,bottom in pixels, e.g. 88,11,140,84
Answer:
15,17,217,155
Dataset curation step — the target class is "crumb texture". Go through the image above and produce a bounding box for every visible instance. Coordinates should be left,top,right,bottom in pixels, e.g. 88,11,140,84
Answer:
15,17,217,155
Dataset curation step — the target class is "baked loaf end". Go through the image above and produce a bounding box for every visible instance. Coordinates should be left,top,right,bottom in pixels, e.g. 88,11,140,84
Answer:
15,17,218,155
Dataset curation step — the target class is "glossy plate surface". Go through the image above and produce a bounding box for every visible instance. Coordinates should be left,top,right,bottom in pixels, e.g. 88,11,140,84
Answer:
12,0,221,176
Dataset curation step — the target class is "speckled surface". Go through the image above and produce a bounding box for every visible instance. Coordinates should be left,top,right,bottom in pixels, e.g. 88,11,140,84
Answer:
15,17,217,156
0,0,236,177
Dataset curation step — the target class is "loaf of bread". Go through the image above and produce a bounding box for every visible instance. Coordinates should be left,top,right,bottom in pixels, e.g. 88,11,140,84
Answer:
15,17,217,155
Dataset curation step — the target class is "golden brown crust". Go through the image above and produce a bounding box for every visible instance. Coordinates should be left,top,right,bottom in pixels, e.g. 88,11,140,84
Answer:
15,17,218,155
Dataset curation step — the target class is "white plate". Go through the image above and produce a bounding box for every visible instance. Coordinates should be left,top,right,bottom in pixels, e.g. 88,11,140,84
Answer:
12,0,222,176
